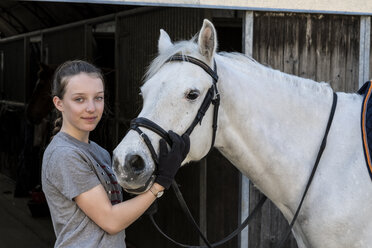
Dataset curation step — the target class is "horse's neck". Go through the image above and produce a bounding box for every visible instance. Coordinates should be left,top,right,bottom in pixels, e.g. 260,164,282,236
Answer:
214,55,334,209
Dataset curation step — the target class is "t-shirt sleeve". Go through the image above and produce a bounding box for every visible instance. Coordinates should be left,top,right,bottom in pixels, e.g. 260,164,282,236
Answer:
45,147,100,200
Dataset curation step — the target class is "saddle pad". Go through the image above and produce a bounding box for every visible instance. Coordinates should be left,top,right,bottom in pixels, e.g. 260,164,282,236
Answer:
358,80,372,180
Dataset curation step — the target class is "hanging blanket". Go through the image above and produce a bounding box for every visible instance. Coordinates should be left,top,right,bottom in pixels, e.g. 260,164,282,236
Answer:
358,80,372,180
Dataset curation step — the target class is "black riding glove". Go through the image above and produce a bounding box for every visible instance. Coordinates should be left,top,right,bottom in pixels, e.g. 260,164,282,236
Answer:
155,130,190,189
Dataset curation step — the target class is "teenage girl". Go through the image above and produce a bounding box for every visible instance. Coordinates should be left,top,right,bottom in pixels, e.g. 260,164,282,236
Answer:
42,60,189,247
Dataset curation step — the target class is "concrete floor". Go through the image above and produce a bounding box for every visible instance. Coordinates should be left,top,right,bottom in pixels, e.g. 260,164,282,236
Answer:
0,174,55,248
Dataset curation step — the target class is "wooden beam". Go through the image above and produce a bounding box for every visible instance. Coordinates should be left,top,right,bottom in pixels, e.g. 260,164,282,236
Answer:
359,16,371,87
0,50,4,98
240,11,253,248
37,0,372,15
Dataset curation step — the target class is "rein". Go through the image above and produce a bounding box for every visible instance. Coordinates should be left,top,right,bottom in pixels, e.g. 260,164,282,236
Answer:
275,91,337,248
150,182,267,248
130,54,338,248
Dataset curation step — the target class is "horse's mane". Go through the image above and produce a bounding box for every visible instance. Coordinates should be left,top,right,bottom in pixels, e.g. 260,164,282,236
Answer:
145,38,332,95
218,52,332,94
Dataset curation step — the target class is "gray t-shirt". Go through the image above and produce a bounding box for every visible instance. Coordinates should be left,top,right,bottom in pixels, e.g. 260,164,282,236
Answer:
42,132,126,248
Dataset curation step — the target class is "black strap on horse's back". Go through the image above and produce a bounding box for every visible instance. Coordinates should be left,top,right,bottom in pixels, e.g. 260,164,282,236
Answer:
275,92,338,248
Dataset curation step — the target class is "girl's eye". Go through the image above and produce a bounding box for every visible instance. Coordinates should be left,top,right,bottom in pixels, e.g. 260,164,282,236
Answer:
96,96,104,101
186,90,200,100
75,98,84,102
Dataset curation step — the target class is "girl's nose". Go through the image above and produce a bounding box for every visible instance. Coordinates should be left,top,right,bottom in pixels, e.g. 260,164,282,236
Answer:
86,100,96,112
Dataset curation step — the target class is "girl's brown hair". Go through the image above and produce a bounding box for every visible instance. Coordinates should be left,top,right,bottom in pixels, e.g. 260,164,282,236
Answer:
52,60,104,136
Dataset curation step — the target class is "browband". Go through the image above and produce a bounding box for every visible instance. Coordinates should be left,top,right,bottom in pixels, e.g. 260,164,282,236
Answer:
166,54,218,82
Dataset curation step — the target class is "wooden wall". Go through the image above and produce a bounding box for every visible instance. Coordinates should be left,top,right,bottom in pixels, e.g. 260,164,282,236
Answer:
253,13,360,93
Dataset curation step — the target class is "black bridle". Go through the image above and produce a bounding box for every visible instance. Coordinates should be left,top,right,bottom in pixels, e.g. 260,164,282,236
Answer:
130,54,227,248
130,54,220,165
129,54,338,248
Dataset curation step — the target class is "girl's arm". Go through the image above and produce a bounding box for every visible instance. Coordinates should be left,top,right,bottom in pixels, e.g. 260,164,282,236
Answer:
75,182,163,235
76,131,190,235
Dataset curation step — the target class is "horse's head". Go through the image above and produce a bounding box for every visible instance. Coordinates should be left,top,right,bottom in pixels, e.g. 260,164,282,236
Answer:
113,19,219,193
26,63,56,124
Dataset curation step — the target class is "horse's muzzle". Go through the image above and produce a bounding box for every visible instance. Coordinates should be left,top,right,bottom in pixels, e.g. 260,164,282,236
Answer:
112,153,156,194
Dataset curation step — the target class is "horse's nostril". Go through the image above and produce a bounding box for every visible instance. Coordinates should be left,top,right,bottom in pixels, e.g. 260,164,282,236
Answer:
126,155,145,173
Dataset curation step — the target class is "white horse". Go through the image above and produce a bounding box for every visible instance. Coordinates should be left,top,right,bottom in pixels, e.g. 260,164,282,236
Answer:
113,19,372,248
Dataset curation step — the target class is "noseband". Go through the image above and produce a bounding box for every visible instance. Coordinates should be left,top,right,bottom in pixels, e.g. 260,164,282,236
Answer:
130,54,220,166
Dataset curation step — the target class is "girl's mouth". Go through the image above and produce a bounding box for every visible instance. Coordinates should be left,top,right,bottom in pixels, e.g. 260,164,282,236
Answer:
82,117,97,122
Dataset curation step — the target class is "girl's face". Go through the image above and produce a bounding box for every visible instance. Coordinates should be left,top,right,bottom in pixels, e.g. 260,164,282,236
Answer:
53,72,104,142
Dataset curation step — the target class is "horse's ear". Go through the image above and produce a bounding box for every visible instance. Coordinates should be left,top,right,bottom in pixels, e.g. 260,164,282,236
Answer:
158,29,173,54
198,19,217,62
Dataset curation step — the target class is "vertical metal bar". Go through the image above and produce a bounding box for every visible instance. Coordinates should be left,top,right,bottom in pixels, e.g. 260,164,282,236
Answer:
0,50,4,98
24,36,29,104
243,11,254,58
84,24,93,60
84,24,88,59
114,15,119,146
240,10,254,248
199,158,208,245
359,16,371,88
44,45,49,64
40,33,44,63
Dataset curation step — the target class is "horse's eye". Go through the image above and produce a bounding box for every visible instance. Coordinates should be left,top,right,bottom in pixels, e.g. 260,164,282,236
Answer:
186,90,200,100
